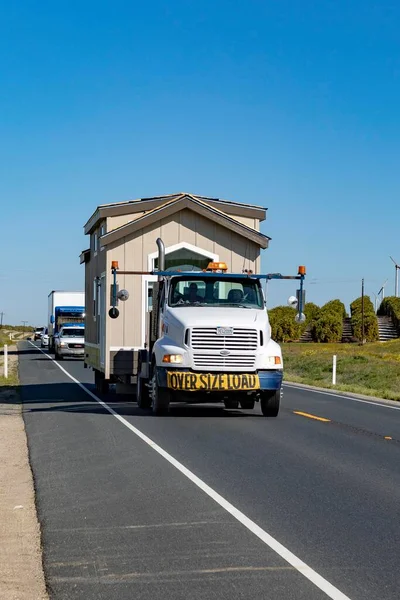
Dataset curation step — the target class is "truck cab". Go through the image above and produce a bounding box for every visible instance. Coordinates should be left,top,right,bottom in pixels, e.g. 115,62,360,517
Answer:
137,259,289,416
54,324,85,360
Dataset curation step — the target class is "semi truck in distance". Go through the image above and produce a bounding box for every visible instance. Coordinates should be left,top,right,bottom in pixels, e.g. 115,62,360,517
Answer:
47,291,85,352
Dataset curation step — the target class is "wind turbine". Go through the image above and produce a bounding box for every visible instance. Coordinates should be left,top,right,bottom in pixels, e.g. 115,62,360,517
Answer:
377,279,388,303
390,256,400,297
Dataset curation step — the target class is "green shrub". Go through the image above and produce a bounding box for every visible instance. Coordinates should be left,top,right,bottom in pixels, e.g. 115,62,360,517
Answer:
311,311,343,343
321,299,347,319
309,299,345,342
350,296,379,342
378,296,400,333
304,302,321,322
268,306,304,342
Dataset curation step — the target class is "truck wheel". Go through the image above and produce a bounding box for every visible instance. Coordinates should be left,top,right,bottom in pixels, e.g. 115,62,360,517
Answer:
150,373,170,415
224,398,239,409
137,375,151,409
95,370,109,394
240,398,255,410
260,390,280,417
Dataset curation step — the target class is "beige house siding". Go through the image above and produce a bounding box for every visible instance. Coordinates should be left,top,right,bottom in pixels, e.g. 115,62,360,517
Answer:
104,210,261,350
107,207,260,238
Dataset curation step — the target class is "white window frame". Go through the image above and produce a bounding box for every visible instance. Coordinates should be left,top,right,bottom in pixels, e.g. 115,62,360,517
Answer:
99,221,106,251
147,241,219,271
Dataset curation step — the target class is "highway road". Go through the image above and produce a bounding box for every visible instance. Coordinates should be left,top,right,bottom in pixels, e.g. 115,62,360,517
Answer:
19,341,400,600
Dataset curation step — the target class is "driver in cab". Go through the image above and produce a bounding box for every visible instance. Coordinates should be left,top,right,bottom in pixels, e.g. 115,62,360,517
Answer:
186,282,203,303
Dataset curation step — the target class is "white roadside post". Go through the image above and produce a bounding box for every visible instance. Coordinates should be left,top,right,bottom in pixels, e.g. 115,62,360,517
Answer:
332,354,337,386
4,344,8,379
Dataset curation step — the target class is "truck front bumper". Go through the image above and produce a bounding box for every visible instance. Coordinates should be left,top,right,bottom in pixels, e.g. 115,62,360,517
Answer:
156,368,283,392
58,347,85,358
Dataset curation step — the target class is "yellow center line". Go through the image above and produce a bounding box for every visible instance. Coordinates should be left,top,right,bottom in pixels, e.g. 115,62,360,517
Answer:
293,411,331,423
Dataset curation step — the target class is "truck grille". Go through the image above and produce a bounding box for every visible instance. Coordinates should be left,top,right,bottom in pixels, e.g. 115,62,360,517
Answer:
68,343,84,349
191,328,258,351
193,354,256,370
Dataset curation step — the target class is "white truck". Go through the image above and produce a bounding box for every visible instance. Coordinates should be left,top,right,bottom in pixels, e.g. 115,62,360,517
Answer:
109,239,306,416
48,291,85,352
54,323,85,360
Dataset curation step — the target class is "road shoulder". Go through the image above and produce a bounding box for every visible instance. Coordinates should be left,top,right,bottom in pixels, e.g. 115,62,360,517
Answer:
0,346,48,600
284,380,400,407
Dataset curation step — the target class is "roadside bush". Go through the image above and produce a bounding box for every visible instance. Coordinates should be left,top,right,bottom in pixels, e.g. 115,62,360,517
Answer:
304,302,321,323
310,299,345,343
321,299,347,319
269,302,322,342
311,311,343,343
378,296,400,333
268,306,303,342
350,296,379,342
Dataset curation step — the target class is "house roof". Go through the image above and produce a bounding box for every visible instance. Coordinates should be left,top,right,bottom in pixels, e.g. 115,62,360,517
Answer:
100,194,271,250
84,192,267,235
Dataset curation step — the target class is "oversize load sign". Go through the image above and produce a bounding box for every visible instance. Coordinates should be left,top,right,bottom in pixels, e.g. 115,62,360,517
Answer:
167,372,260,391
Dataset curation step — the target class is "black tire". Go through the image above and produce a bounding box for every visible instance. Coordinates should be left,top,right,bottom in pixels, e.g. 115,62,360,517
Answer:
95,370,109,394
260,390,280,417
239,398,255,410
150,372,170,415
224,398,239,409
137,374,151,409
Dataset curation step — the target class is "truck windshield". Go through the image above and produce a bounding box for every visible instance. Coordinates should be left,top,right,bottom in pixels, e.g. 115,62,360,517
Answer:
60,328,84,337
169,276,264,308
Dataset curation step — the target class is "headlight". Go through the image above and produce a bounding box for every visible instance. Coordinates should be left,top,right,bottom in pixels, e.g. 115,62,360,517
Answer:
162,354,183,364
60,342,68,347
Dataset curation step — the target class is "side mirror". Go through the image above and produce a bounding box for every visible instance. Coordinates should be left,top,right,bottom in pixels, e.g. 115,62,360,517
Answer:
295,313,306,323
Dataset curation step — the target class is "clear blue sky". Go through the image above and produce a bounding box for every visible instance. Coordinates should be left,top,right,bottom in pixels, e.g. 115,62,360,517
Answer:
1,0,399,326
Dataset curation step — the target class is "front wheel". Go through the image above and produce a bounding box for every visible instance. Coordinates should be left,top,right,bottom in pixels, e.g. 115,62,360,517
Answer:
150,372,170,415
260,390,280,417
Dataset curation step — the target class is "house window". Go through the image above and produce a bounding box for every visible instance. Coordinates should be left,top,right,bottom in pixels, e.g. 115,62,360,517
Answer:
153,248,211,271
93,232,98,253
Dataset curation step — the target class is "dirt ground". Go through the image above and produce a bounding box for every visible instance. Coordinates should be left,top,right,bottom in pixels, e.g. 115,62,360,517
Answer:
0,347,48,600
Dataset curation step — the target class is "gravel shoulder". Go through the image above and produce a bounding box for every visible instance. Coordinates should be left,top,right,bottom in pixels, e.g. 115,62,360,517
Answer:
0,345,48,600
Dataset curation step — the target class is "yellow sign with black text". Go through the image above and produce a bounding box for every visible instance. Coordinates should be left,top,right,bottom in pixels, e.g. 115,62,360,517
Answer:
167,371,260,392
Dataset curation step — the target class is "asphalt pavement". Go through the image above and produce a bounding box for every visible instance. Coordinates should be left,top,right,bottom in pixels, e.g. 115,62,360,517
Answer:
18,341,400,600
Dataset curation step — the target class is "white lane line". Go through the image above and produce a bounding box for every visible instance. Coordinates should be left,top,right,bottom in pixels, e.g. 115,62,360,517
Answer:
28,342,352,600
284,383,400,411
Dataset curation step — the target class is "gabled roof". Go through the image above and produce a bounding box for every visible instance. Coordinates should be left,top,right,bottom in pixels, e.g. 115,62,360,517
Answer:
100,194,270,249
84,192,267,235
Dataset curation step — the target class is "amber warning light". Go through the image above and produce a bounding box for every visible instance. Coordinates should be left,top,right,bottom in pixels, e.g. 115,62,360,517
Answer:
298,266,306,275
206,262,228,272
111,261,119,269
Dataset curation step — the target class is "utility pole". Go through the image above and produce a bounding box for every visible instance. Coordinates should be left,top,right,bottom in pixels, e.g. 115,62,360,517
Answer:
361,278,365,344
0,312,4,329
21,320,28,329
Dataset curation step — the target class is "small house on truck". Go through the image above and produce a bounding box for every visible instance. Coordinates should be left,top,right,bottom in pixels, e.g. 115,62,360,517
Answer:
80,192,272,396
